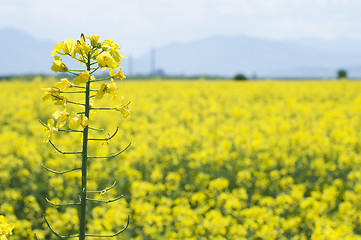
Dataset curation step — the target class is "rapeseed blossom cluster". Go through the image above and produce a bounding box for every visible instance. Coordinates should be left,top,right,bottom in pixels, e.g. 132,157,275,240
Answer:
2,80,361,239
42,34,129,143
0,215,14,240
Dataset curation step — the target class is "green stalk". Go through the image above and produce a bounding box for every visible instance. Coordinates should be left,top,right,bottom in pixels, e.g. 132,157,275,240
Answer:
79,53,91,240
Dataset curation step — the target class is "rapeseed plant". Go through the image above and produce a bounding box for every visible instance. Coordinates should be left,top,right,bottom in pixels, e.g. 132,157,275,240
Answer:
37,34,130,240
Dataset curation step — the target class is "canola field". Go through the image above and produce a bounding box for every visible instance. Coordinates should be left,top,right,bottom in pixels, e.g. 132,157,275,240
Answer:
2,78,361,239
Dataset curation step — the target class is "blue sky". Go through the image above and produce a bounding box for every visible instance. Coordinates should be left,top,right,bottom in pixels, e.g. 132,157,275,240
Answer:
1,0,361,56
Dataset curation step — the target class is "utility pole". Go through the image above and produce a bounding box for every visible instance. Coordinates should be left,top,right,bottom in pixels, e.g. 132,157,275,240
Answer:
150,47,155,75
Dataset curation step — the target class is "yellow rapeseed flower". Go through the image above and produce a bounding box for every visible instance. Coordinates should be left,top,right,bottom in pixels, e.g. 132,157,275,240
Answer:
0,215,14,240
43,119,58,143
115,98,130,118
73,71,90,85
69,113,88,129
41,87,60,101
110,49,123,64
53,109,69,128
101,38,119,51
96,52,119,70
95,79,117,99
86,34,99,47
63,38,76,54
51,42,63,56
54,78,72,90
77,41,91,56
109,68,126,80
108,79,118,99
95,84,107,99
53,95,67,108
51,56,68,73
51,38,76,56
116,104,130,118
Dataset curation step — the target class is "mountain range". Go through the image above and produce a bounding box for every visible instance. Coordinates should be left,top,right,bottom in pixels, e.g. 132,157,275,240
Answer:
1,28,361,78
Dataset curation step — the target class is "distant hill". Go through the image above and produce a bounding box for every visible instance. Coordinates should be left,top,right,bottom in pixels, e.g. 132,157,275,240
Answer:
132,35,361,78
0,28,54,75
1,28,361,78
0,28,87,75
284,37,361,54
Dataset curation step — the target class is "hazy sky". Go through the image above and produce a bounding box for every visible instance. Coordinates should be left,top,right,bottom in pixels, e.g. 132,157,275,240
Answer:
1,0,361,56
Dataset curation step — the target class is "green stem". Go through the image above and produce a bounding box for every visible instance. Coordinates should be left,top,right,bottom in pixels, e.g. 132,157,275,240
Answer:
72,86,86,89
89,77,112,83
67,53,86,63
90,67,100,75
60,91,86,93
93,50,104,59
90,107,116,110
67,71,79,76
79,54,91,240
70,86,98,92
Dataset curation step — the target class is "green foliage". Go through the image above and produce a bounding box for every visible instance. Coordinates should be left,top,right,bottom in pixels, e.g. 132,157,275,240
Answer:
337,69,347,79
234,73,248,81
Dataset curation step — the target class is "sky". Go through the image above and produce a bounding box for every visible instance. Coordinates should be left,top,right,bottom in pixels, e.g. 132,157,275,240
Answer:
1,0,361,57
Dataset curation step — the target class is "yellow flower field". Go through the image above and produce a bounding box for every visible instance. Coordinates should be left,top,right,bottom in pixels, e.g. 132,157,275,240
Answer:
1,78,361,239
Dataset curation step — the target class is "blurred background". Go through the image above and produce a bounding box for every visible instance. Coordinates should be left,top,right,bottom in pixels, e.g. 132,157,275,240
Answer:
1,0,361,79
